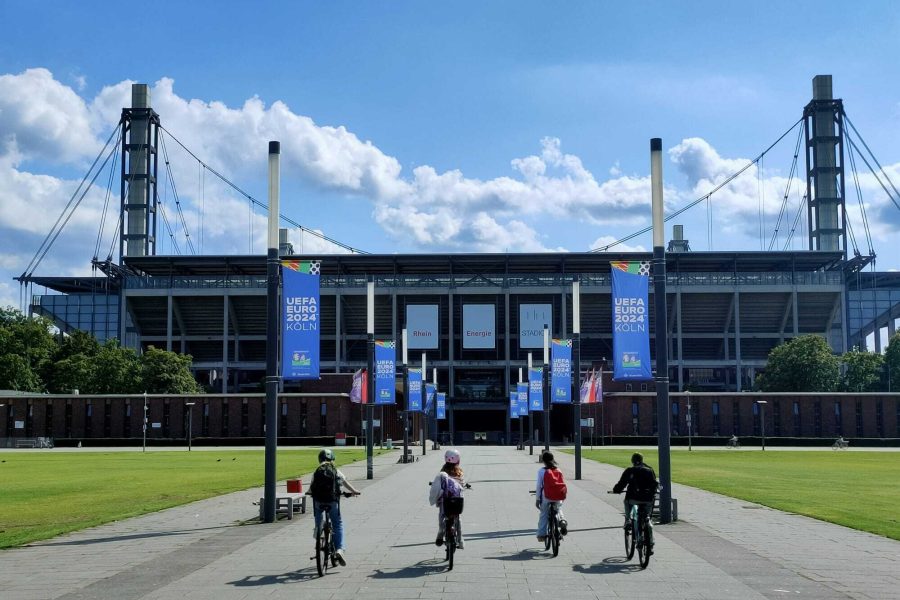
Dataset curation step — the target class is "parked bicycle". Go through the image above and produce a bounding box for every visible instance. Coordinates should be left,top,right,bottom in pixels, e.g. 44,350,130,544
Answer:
530,490,563,556
308,492,355,577
609,490,654,568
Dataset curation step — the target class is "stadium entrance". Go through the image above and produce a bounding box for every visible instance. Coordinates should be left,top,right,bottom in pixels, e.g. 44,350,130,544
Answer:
449,404,508,445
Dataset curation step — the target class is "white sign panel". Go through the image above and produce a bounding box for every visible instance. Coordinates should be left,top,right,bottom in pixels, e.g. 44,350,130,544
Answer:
520,303,552,348
407,305,439,349
463,304,496,349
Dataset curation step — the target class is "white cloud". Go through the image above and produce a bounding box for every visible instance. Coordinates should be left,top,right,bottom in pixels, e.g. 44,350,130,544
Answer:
589,235,646,252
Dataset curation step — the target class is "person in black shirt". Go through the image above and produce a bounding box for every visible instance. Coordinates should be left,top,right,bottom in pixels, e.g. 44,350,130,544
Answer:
612,452,658,552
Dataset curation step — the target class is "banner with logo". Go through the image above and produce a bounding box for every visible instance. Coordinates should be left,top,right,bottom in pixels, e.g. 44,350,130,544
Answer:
424,383,436,413
551,339,572,403
519,303,552,348
436,392,446,420
350,368,367,404
407,305,439,349
610,261,653,381
509,389,519,419
281,260,321,379
374,341,396,404
517,383,529,416
407,368,422,411
462,304,496,349
528,367,543,411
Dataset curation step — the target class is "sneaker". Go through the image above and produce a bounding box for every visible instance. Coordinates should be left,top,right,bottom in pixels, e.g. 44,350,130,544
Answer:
537,535,546,543
647,545,654,557
457,539,465,550
334,548,347,566
559,520,568,536
435,536,444,547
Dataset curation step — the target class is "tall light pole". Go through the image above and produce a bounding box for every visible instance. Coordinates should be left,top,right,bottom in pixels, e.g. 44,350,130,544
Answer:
263,140,281,522
401,328,409,463
572,277,582,479
528,352,534,456
431,367,438,449
185,402,195,451
686,391,692,452
421,352,427,456
757,400,767,451
366,278,375,479
651,137,673,524
543,326,550,453
518,367,524,450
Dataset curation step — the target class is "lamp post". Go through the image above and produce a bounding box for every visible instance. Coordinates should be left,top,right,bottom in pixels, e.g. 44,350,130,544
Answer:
518,367,524,450
185,402,195,451
528,352,534,456
543,326,550,454
262,140,281,522
366,278,375,479
572,276,582,479
757,400,767,451
686,391,692,452
401,328,409,464
421,352,427,456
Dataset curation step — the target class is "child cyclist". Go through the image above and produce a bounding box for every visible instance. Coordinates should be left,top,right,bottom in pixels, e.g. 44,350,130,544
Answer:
429,448,470,548
535,450,568,543
309,449,360,566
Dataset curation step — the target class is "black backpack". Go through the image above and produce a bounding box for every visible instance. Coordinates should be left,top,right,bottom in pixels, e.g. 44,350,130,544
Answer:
310,463,341,502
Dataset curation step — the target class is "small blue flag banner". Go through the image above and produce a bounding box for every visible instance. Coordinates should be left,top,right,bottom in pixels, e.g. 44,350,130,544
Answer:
611,261,653,381
528,367,543,411
407,368,422,411
551,339,572,403
436,393,446,420
424,383,436,413
517,383,529,416
509,389,519,419
374,340,396,404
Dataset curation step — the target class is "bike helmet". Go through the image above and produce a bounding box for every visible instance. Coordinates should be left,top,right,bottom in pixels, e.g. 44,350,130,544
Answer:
444,448,461,464
631,452,643,465
319,448,335,462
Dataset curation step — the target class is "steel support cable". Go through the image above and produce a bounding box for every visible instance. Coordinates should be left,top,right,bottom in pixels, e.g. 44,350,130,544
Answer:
844,114,900,212
767,124,804,251
845,132,875,254
157,161,181,254
783,192,808,251
158,133,197,254
159,125,369,254
591,117,804,252
21,124,120,277
844,134,900,215
93,127,123,260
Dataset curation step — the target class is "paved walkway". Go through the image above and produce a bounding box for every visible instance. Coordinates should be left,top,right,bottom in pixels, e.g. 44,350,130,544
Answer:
1,446,898,599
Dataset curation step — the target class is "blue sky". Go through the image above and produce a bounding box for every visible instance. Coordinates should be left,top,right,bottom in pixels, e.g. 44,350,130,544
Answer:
1,1,899,309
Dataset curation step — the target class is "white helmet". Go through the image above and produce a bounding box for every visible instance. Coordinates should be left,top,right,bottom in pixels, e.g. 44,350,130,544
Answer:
444,448,461,464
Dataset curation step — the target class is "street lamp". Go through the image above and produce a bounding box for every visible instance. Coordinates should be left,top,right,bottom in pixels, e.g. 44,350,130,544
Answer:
686,391,692,452
185,402,196,452
756,400,768,451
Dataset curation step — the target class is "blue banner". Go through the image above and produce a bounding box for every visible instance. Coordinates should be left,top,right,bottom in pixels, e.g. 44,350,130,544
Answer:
528,367,543,411
436,392,446,420
407,368,422,411
517,383,529,416
551,339,572,403
281,261,320,380
374,341,396,404
424,383,436,413
611,261,653,381
509,389,519,419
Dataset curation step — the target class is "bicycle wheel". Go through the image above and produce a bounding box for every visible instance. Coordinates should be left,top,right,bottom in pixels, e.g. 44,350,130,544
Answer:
315,527,327,577
446,518,456,571
638,519,651,569
550,517,560,557
624,515,635,560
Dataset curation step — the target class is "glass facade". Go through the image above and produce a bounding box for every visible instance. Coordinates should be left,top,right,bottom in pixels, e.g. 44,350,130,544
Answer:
34,293,119,342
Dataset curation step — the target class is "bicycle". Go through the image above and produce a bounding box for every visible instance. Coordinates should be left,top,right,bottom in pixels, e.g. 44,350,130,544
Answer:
832,438,849,450
308,492,356,577
530,490,563,556
609,491,653,569
428,480,471,571
726,438,741,449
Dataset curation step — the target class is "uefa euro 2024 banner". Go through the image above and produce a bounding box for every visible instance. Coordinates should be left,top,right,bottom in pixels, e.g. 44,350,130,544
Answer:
374,341,396,404
517,383,529,416
528,367,543,411
551,339,572,403
424,383,436,413
610,261,653,381
436,392,446,420
509,389,518,419
281,261,321,380
407,368,423,411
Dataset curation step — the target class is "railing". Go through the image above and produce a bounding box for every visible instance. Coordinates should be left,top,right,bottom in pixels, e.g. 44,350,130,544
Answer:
121,271,843,290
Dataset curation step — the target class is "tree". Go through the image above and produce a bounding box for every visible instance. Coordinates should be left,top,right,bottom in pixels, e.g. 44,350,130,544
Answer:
757,334,840,392
842,347,884,392
91,340,142,394
0,354,43,392
140,346,202,394
54,329,100,362
886,333,900,392
0,307,56,386
48,354,95,394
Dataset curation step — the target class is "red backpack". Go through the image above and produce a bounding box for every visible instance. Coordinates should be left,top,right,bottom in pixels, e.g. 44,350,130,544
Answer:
543,467,567,501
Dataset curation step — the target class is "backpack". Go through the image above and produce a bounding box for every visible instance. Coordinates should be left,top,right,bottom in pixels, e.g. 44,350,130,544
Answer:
310,463,341,503
543,467,567,501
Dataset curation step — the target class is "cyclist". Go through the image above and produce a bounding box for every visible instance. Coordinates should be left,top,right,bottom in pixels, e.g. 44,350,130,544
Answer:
310,449,360,566
429,448,468,549
612,452,658,556
535,450,568,543
728,434,739,448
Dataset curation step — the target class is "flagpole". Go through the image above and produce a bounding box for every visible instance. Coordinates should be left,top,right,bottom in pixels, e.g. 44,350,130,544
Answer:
262,140,280,523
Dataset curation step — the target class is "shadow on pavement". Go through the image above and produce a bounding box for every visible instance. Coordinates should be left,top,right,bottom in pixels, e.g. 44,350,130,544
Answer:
28,525,235,547
370,558,447,578
484,548,554,561
573,557,644,574
228,569,322,586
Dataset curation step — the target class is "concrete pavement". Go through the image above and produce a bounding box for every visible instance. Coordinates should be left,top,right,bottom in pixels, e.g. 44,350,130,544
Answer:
1,446,898,599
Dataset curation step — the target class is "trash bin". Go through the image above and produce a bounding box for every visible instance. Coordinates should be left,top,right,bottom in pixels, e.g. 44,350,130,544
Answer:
286,479,302,493
386,437,393,449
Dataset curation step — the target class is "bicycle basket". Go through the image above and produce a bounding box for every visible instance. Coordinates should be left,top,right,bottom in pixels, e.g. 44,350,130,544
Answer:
444,496,464,516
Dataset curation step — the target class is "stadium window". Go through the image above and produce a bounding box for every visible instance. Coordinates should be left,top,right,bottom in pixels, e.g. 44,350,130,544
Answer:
300,400,308,436
752,401,760,436
162,400,170,438
855,400,863,437
651,399,658,434
202,401,209,437
625,383,633,392
712,401,720,436
320,402,327,436
280,400,288,435
241,398,249,437
814,401,822,437
26,401,34,437
671,402,680,436
222,399,230,437
85,401,93,437
45,401,54,438
65,399,73,438
876,400,884,438
632,401,639,435
124,400,131,438
773,400,781,437
733,400,740,436
104,399,111,437
792,401,800,436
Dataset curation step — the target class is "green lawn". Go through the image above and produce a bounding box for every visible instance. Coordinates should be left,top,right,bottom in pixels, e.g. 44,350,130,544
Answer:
0,448,377,549
575,449,900,541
